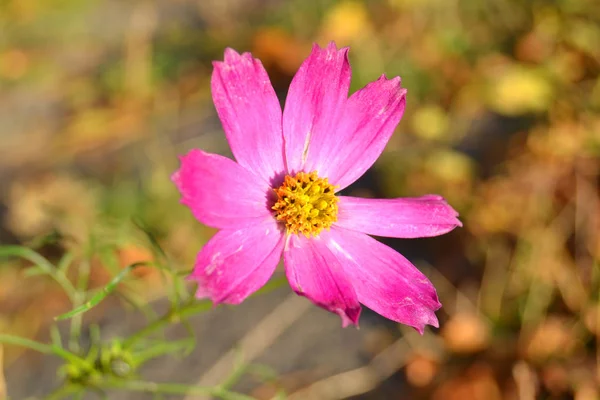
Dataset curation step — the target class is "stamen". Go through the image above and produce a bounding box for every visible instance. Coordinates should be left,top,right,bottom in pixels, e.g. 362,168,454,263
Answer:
272,171,338,237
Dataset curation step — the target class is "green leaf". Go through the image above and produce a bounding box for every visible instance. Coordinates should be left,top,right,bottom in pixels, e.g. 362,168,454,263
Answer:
55,262,150,321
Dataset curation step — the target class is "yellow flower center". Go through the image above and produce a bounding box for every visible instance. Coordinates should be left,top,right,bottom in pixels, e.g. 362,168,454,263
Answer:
272,171,338,237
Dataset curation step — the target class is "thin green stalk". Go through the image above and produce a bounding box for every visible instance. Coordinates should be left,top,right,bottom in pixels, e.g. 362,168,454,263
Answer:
122,300,211,348
0,334,83,365
45,384,80,400
57,262,152,321
133,339,194,364
0,334,54,354
219,355,248,391
69,292,86,353
100,379,255,400
123,275,287,349
0,246,78,303
69,256,91,352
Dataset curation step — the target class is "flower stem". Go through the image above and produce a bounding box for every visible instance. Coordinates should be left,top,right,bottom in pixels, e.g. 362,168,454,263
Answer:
0,246,78,304
123,275,287,349
100,379,256,400
0,334,83,365
122,300,211,348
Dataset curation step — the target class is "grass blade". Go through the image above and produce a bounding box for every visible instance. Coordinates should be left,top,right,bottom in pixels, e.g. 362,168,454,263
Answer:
55,262,150,321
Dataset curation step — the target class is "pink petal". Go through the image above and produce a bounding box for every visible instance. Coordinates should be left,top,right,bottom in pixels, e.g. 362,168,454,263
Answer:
322,227,441,334
189,221,285,304
211,48,285,184
319,75,407,191
336,195,462,238
282,42,351,174
172,149,273,230
283,234,361,327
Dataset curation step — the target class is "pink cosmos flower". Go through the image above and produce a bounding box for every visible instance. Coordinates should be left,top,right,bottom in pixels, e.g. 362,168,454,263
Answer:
172,42,462,333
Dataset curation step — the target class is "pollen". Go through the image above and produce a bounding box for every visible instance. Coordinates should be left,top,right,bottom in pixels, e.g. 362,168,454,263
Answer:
272,171,338,237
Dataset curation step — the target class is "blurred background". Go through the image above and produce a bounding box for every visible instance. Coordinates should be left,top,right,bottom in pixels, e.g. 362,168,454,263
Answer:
1,0,599,399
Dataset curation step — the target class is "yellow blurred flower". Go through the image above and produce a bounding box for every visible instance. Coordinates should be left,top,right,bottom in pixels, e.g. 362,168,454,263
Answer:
320,1,372,44
486,66,554,115
411,105,450,140
425,149,474,183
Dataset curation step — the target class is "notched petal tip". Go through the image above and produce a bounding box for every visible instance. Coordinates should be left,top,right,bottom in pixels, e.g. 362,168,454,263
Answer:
170,170,180,186
172,149,275,229
213,49,256,76
189,275,218,303
412,311,440,335
376,73,403,87
291,287,361,328
319,71,408,189
223,47,241,61
284,234,362,330
424,195,463,230
189,273,243,306
405,296,441,334
326,40,350,54
337,306,362,328
311,41,350,59
324,228,444,332
283,40,352,174
171,151,195,189
171,149,205,191
336,195,462,239
176,148,201,163
211,46,285,183
374,75,407,104
432,197,463,229
394,300,441,335
429,314,440,329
